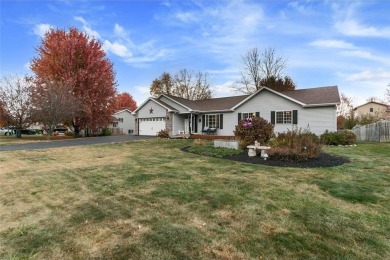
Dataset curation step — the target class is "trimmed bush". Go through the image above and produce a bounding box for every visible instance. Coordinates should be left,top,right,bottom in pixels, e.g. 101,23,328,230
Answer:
320,130,356,145
234,117,274,149
157,129,170,138
101,128,112,136
268,128,322,161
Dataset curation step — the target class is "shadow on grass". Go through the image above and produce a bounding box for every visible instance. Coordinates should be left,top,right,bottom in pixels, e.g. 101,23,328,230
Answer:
314,179,382,203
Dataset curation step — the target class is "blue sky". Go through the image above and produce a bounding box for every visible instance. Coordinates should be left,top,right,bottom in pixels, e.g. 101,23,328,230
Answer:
1,0,389,106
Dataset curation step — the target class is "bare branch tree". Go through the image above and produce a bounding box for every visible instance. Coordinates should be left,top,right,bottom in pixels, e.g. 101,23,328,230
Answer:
236,47,287,94
0,75,34,137
337,93,355,118
173,69,213,100
150,69,213,100
31,80,80,139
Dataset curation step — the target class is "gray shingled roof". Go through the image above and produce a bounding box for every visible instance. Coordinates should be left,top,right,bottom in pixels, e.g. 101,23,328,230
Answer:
164,95,249,111
161,86,340,111
279,86,340,105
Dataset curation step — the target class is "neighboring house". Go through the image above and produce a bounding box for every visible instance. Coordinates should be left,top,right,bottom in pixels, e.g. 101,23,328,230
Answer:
109,109,135,135
354,101,390,119
133,86,340,136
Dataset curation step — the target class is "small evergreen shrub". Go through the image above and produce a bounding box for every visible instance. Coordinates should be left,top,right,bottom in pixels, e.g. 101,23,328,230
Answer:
157,129,170,138
320,130,356,145
101,128,112,136
268,128,322,161
234,117,274,149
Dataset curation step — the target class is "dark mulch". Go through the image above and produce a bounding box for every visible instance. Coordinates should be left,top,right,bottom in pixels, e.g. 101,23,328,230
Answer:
182,147,351,168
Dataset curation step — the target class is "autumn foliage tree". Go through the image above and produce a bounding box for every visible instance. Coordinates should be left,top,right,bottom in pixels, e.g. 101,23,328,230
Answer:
150,72,174,97
115,92,137,111
30,27,117,136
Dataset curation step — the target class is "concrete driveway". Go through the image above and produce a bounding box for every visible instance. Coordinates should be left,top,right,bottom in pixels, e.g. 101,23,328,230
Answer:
0,135,156,151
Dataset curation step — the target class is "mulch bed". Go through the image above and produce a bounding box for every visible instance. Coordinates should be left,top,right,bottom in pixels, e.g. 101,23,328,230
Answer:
182,147,351,168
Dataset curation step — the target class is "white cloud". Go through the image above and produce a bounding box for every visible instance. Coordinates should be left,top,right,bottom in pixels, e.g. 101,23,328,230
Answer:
309,40,355,49
213,81,239,97
133,86,151,104
104,23,170,66
74,16,101,39
103,40,132,58
175,12,198,23
114,23,127,39
33,23,53,38
346,69,390,82
162,1,264,63
335,19,390,38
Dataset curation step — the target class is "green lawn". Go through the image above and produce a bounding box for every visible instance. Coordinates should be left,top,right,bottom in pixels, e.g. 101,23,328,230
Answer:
0,140,389,259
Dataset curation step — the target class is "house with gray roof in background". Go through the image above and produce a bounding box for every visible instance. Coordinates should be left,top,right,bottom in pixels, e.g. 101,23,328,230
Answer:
133,86,340,137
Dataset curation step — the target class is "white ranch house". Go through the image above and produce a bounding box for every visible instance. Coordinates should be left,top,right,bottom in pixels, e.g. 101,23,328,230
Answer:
133,86,340,137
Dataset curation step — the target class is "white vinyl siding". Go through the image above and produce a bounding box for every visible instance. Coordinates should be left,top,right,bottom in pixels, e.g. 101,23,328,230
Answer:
109,110,135,135
232,89,337,136
137,100,167,118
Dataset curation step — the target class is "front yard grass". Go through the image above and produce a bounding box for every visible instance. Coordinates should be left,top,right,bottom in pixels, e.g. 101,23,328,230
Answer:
0,140,389,259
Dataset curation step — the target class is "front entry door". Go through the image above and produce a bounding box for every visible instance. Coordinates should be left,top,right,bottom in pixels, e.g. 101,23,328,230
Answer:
184,119,189,134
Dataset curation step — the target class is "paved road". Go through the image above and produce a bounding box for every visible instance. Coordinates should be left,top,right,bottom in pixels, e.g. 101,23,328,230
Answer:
0,135,156,151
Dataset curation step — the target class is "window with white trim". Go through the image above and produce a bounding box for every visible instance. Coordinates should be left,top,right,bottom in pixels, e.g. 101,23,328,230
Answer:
113,122,118,127
276,111,292,124
206,114,220,128
243,112,256,119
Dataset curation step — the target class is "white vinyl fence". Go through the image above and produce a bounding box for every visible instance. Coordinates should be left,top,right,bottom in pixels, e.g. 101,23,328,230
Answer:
352,120,390,142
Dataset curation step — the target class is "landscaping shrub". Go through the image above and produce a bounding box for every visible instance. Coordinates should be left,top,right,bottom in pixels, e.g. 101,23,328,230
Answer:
320,130,356,145
157,129,170,138
101,128,112,136
193,139,207,146
234,117,274,149
268,128,322,161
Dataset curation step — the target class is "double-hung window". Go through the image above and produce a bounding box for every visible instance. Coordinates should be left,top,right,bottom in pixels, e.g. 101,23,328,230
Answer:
276,111,292,124
243,112,256,119
206,114,220,128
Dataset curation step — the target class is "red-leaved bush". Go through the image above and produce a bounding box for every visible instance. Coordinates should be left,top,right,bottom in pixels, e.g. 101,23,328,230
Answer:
234,117,274,149
268,128,322,161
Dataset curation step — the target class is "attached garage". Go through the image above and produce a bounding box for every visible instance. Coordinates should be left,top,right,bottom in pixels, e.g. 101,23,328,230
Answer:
138,117,166,136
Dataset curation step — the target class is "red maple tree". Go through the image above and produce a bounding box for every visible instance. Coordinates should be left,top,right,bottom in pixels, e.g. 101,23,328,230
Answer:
30,27,117,136
115,92,137,111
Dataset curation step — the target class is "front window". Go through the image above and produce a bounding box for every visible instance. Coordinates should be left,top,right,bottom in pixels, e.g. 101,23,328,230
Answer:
206,114,220,128
113,122,118,127
243,112,256,119
276,111,292,124
370,107,374,112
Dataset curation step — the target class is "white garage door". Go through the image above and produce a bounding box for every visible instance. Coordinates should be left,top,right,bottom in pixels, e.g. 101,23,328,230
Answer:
139,117,166,136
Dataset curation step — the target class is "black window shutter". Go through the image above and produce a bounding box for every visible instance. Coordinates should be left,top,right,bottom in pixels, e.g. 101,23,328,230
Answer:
255,112,260,117
202,115,205,129
293,110,298,124
219,114,223,129
238,113,242,123
271,111,275,124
